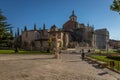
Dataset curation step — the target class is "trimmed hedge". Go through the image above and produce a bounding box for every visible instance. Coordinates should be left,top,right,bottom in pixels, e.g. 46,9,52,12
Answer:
106,54,120,61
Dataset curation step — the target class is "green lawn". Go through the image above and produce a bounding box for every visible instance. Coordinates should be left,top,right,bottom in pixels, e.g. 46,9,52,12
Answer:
91,55,120,71
94,49,119,54
91,55,109,62
0,50,14,54
0,49,51,54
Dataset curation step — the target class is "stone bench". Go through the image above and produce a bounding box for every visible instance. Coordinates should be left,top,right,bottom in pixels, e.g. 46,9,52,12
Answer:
85,57,97,63
96,61,107,68
85,57,107,68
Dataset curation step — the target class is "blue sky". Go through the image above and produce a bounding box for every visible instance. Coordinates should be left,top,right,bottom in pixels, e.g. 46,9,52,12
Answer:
0,0,120,40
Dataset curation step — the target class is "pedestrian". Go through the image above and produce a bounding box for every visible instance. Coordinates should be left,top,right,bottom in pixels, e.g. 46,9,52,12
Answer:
80,50,81,53
87,49,91,56
81,49,85,60
88,49,91,53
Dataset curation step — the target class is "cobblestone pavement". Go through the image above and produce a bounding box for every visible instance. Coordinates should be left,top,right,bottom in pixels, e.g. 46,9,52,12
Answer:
0,54,119,80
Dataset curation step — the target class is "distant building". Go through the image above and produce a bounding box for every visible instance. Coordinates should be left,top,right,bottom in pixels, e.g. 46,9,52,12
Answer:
21,11,110,51
35,28,49,51
63,10,94,48
94,28,109,49
109,39,120,49
21,30,39,50
21,24,64,51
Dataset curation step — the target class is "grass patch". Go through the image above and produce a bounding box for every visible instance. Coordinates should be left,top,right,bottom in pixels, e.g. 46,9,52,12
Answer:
0,50,14,54
94,49,120,54
0,49,52,54
91,55,109,62
91,55,120,71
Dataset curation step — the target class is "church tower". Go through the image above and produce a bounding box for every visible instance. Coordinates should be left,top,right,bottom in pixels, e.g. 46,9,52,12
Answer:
69,10,77,22
63,10,78,31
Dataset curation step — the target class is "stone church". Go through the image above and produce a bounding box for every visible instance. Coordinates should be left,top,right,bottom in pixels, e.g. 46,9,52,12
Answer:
63,11,94,48
21,11,109,51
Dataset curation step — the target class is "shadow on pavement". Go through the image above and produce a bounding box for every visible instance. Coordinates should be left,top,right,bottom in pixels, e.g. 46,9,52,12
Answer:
98,72,108,76
92,64,104,69
67,60,80,62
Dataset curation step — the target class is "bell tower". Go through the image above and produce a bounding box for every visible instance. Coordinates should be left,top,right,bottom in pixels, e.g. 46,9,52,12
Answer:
69,10,77,22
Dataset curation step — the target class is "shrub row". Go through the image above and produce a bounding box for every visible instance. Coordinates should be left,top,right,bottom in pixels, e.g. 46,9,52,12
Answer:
106,54,120,61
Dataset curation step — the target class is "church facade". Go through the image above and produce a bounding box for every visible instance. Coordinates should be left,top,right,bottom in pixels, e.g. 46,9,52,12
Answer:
21,11,109,51
63,11,94,48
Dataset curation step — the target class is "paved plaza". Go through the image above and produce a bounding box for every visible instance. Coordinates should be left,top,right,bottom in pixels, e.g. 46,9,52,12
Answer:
0,53,120,80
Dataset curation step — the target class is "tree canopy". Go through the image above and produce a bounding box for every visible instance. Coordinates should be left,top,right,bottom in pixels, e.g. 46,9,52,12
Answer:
110,0,120,14
0,10,13,48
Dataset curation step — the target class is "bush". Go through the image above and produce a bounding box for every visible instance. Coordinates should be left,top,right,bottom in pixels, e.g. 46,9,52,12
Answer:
106,54,120,61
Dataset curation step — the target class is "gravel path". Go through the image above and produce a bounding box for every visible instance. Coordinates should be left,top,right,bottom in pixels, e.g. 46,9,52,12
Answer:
0,54,119,80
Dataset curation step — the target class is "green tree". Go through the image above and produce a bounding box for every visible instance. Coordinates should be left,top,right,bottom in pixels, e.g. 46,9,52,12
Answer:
34,24,37,30
14,32,19,53
43,24,46,30
17,27,20,36
0,10,12,48
14,28,22,52
110,0,120,14
24,26,27,31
